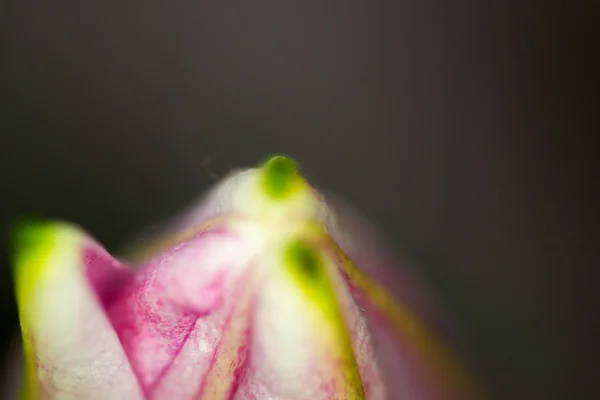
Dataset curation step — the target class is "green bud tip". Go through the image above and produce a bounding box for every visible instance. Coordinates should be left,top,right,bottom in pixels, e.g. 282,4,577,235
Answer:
261,155,300,199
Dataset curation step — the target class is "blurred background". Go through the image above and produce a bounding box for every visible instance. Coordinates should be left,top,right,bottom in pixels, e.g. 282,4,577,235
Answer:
0,1,597,399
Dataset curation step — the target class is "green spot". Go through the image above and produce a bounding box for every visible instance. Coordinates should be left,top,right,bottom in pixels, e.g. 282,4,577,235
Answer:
285,240,322,279
11,217,50,253
10,218,56,274
261,155,300,199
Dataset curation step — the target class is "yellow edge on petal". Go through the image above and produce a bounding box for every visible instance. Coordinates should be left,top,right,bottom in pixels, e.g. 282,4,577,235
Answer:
10,219,85,400
283,237,365,399
328,240,487,400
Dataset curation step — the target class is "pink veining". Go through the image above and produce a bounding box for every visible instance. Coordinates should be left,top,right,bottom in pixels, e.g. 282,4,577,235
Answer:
78,223,404,399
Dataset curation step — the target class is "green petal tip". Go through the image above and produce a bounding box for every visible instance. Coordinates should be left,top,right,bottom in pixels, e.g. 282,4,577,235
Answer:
260,155,301,199
9,218,56,270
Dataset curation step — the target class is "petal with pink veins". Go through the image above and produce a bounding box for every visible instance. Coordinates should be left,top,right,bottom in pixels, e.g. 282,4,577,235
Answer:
10,155,487,400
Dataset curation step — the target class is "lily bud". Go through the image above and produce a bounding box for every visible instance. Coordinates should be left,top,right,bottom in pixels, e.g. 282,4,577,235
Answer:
10,156,485,399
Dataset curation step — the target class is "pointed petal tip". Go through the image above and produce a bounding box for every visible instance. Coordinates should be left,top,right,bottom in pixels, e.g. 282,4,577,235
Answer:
10,218,83,282
259,154,303,199
10,218,84,263
10,218,60,296
10,217,54,259
260,153,299,171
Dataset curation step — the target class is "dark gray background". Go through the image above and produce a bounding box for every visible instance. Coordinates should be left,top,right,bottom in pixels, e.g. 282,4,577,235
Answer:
1,1,597,399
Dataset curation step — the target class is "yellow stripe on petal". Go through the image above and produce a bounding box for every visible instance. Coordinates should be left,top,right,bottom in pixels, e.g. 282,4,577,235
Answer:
225,220,366,399
11,219,71,400
330,241,486,400
282,238,365,399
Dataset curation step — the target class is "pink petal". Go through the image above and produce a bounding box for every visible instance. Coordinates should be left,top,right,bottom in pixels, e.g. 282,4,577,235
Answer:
11,155,486,400
142,219,383,400
106,226,248,394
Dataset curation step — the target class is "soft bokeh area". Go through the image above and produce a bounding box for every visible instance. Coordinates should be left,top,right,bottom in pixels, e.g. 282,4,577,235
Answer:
1,1,597,399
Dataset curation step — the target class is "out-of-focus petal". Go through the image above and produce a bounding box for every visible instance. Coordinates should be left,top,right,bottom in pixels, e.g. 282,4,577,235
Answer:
322,193,449,331
11,220,143,399
321,202,485,399
338,248,484,399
